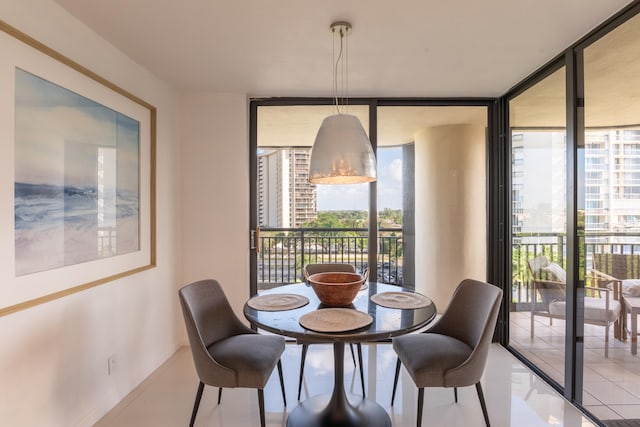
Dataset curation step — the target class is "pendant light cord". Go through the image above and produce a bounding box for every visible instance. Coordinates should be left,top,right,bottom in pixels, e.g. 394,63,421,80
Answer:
333,27,344,114
345,27,349,113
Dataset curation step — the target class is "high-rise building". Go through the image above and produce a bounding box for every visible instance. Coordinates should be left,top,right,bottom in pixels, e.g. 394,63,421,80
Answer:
511,131,566,236
585,129,640,231
511,129,640,236
258,148,317,228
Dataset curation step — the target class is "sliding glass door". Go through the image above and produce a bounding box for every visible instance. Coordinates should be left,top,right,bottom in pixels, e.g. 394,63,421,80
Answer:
508,66,568,388
251,104,372,293
376,105,488,304
579,12,640,420
250,101,492,306
507,5,640,421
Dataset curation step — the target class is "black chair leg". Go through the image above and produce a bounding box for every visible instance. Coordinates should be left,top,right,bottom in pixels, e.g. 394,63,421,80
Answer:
357,343,365,397
217,387,222,404
189,381,205,427
258,388,266,427
454,387,458,403
391,358,401,405
349,342,357,365
476,382,491,427
417,387,424,427
277,359,287,406
297,343,308,400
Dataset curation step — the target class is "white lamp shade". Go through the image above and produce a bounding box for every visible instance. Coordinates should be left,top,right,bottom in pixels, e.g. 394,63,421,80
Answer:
309,114,377,184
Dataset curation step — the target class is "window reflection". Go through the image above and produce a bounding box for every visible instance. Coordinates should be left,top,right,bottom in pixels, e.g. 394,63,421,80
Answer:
509,66,567,388
581,11,640,420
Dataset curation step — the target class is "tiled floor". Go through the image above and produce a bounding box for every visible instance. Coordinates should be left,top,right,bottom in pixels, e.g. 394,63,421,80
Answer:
510,310,640,422
95,342,597,427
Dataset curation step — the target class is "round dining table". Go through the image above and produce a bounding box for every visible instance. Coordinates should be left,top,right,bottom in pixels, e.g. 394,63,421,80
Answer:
243,282,437,427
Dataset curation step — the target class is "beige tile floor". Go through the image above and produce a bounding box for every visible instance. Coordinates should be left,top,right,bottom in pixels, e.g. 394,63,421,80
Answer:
95,342,597,427
510,310,640,422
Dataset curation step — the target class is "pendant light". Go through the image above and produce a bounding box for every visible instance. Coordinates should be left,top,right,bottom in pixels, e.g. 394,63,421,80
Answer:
308,21,377,184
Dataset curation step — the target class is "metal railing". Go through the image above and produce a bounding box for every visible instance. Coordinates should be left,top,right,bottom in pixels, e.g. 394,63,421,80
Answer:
258,227,640,300
511,231,640,305
258,227,403,290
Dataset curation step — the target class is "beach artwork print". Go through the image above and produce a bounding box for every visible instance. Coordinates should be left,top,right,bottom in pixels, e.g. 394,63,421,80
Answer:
14,68,140,276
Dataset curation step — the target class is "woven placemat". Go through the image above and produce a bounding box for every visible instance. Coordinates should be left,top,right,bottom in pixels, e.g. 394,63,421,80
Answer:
370,291,431,309
299,308,373,333
246,294,309,311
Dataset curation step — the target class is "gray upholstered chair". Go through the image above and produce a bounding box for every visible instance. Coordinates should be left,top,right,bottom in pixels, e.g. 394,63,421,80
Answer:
298,263,365,400
179,279,286,427
391,279,502,427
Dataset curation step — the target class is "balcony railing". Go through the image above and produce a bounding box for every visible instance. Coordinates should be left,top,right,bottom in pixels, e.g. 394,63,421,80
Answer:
511,231,640,306
258,228,640,301
258,227,403,290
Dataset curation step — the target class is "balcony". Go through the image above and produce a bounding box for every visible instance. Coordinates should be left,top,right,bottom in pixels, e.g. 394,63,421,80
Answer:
510,231,640,415
257,227,403,291
511,231,640,305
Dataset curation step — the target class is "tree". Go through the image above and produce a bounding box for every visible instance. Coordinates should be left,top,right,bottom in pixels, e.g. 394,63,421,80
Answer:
379,208,402,227
301,211,368,229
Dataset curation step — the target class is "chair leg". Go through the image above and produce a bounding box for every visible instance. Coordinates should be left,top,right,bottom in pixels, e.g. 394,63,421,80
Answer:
454,387,458,403
297,343,308,400
605,321,610,358
530,301,535,339
258,388,266,427
391,358,401,406
417,387,424,427
217,387,222,404
277,359,287,406
349,342,357,365
476,382,491,427
357,343,365,397
189,382,205,427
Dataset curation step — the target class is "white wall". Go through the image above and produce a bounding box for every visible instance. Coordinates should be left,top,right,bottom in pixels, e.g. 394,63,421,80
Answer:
414,124,487,311
179,93,251,315
0,1,182,426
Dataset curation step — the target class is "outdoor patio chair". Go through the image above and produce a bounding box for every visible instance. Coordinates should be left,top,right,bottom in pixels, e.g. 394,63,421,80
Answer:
528,255,621,357
179,279,286,427
298,263,365,400
592,253,640,339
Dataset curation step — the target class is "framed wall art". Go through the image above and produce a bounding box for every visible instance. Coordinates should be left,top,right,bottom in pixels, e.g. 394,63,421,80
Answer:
0,20,156,316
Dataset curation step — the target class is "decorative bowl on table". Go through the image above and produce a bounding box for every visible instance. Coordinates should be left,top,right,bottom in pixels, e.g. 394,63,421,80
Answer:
307,272,365,307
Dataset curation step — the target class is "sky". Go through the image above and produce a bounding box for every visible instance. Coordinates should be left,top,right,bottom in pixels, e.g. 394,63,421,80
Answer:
316,147,403,211
14,68,139,192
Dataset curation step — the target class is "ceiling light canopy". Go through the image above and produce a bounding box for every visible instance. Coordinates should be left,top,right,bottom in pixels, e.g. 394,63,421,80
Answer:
308,22,377,185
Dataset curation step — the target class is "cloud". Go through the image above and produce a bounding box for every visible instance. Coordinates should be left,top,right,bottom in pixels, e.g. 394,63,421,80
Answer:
388,159,403,183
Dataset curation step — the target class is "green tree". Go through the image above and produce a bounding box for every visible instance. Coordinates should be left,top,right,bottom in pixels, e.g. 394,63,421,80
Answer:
379,208,402,227
302,210,368,229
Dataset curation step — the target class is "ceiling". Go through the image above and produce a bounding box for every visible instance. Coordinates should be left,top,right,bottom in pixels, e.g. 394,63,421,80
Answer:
511,10,640,128
54,0,632,98
258,105,488,147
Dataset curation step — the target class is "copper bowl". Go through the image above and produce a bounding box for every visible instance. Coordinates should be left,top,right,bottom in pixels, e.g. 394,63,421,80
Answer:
307,272,365,307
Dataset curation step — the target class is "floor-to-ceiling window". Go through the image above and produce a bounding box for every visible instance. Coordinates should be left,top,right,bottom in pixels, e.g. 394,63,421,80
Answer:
252,104,371,292
508,66,568,388
579,11,640,421
250,101,493,309
506,3,640,423
376,105,488,306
